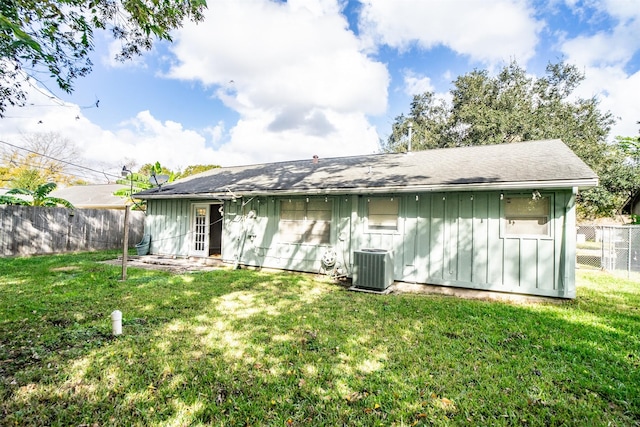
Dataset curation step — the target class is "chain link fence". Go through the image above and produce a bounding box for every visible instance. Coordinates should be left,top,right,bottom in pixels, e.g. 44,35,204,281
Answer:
577,224,640,277
576,225,602,270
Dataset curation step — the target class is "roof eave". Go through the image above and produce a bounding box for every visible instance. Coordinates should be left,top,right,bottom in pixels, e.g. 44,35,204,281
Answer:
136,192,234,200
136,178,598,199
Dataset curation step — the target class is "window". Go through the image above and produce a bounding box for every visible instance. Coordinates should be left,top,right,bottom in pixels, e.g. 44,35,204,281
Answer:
367,197,399,232
279,199,332,244
504,196,550,236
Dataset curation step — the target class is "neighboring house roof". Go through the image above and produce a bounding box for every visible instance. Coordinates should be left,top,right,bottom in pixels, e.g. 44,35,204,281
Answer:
136,139,598,200
51,184,130,209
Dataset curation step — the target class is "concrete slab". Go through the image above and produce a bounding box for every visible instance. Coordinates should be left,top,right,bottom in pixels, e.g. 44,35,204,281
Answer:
104,255,228,273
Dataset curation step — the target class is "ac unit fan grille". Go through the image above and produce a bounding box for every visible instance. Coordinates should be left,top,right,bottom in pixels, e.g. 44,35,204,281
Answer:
353,249,393,290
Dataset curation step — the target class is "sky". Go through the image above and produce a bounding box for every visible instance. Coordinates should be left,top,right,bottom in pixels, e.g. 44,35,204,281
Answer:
1,0,640,184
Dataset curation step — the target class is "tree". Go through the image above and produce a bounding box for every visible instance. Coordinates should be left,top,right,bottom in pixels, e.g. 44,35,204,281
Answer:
0,132,87,189
0,0,207,116
616,121,640,163
612,123,640,221
177,164,220,179
382,92,450,152
114,161,176,209
137,161,175,181
384,61,624,218
0,182,73,207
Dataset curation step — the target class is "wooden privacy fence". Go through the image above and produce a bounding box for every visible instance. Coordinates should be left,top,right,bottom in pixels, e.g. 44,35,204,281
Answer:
0,206,145,257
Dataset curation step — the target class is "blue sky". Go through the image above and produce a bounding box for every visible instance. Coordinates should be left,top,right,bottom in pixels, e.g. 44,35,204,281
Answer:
1,0,639,182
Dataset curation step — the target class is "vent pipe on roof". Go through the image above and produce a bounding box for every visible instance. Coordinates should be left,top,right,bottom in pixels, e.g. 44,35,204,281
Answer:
407,121,413,152
312,155,319,164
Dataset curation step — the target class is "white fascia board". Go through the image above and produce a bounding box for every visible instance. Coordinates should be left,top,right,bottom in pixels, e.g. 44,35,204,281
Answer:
233,178,598,197
137,178,598,199
137,193,233,200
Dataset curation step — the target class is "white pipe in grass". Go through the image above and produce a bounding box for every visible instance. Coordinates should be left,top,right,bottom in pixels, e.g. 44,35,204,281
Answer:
111,310,122,335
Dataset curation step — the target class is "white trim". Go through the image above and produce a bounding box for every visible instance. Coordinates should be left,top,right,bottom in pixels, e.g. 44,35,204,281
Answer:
190,203,210,257
137,178,598,200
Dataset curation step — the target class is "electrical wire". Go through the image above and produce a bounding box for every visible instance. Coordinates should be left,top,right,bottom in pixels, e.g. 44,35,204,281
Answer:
2,155,111,184
0,139,121,180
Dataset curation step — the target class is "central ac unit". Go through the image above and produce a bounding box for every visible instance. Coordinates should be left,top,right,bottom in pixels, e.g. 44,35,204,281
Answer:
353,249,394,290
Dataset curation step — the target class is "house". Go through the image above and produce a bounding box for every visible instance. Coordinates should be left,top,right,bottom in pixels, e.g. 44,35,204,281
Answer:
622,191,640,217
135,139,597,298
50,184,130,209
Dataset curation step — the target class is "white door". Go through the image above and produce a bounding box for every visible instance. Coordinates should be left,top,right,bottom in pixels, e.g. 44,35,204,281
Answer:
191,204,210,257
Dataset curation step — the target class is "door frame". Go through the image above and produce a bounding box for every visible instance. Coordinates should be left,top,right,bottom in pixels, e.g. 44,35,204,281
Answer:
190,203,210,257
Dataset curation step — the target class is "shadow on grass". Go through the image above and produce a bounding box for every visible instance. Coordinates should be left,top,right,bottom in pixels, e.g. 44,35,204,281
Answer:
0,254,638,426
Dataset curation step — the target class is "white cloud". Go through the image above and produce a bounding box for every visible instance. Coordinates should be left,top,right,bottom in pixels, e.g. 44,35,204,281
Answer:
0,83,378,182
102,36,148,69
559,13,640,68
596,0,640,21
403,71,434,96
358,0,543,65
167,0,389,111
0,1,387,177
214,108,379,166
561,31,635,68
114,111,219,170
573,66,640,139
0,88,221,178
204,121,225,145
558,1,640,139
165,0,388,163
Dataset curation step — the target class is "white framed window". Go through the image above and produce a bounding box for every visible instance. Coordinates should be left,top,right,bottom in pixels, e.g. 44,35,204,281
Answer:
503,196,551,237
367,197,399,232
278,199,332,244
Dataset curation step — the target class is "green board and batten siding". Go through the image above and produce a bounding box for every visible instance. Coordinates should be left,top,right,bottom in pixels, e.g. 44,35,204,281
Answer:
145,188,576,298
145,199,191,256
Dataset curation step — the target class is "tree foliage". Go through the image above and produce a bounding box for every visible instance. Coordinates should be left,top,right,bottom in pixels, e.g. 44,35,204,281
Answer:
616,122,640,163
0,0,207,116
383,61,633,218
0,132,88,189
114,161,176,209
0,182,73,207
178,164,220,179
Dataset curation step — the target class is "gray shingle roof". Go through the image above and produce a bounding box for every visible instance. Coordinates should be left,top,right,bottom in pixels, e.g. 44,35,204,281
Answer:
136,139,597,199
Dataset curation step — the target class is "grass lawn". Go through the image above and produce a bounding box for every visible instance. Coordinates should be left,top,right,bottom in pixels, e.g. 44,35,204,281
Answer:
1,252,639,426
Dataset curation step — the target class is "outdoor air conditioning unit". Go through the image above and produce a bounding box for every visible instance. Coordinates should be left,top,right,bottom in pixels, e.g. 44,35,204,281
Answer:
353,249,394,291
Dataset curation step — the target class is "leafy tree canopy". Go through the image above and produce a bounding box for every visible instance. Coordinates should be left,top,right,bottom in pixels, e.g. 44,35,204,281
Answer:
178,164,220,179
114,161,177,209
616,122,640,163
383,60,635,218
0,0,207,116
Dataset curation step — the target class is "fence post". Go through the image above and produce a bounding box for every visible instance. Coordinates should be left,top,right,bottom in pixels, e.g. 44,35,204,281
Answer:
600,226,604,270
121,205,130,281
629,227,632,279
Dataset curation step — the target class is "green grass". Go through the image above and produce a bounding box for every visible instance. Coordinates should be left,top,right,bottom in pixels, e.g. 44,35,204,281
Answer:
576,241,602,250
1,252,639,426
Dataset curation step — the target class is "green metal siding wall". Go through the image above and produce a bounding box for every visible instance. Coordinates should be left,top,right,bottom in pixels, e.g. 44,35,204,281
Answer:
145,199,191,256
223,197,350,273
146,189,576,298
408,192,571,297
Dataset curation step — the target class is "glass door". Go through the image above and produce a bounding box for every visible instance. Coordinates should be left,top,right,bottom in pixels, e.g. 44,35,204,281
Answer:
191,204,209,256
